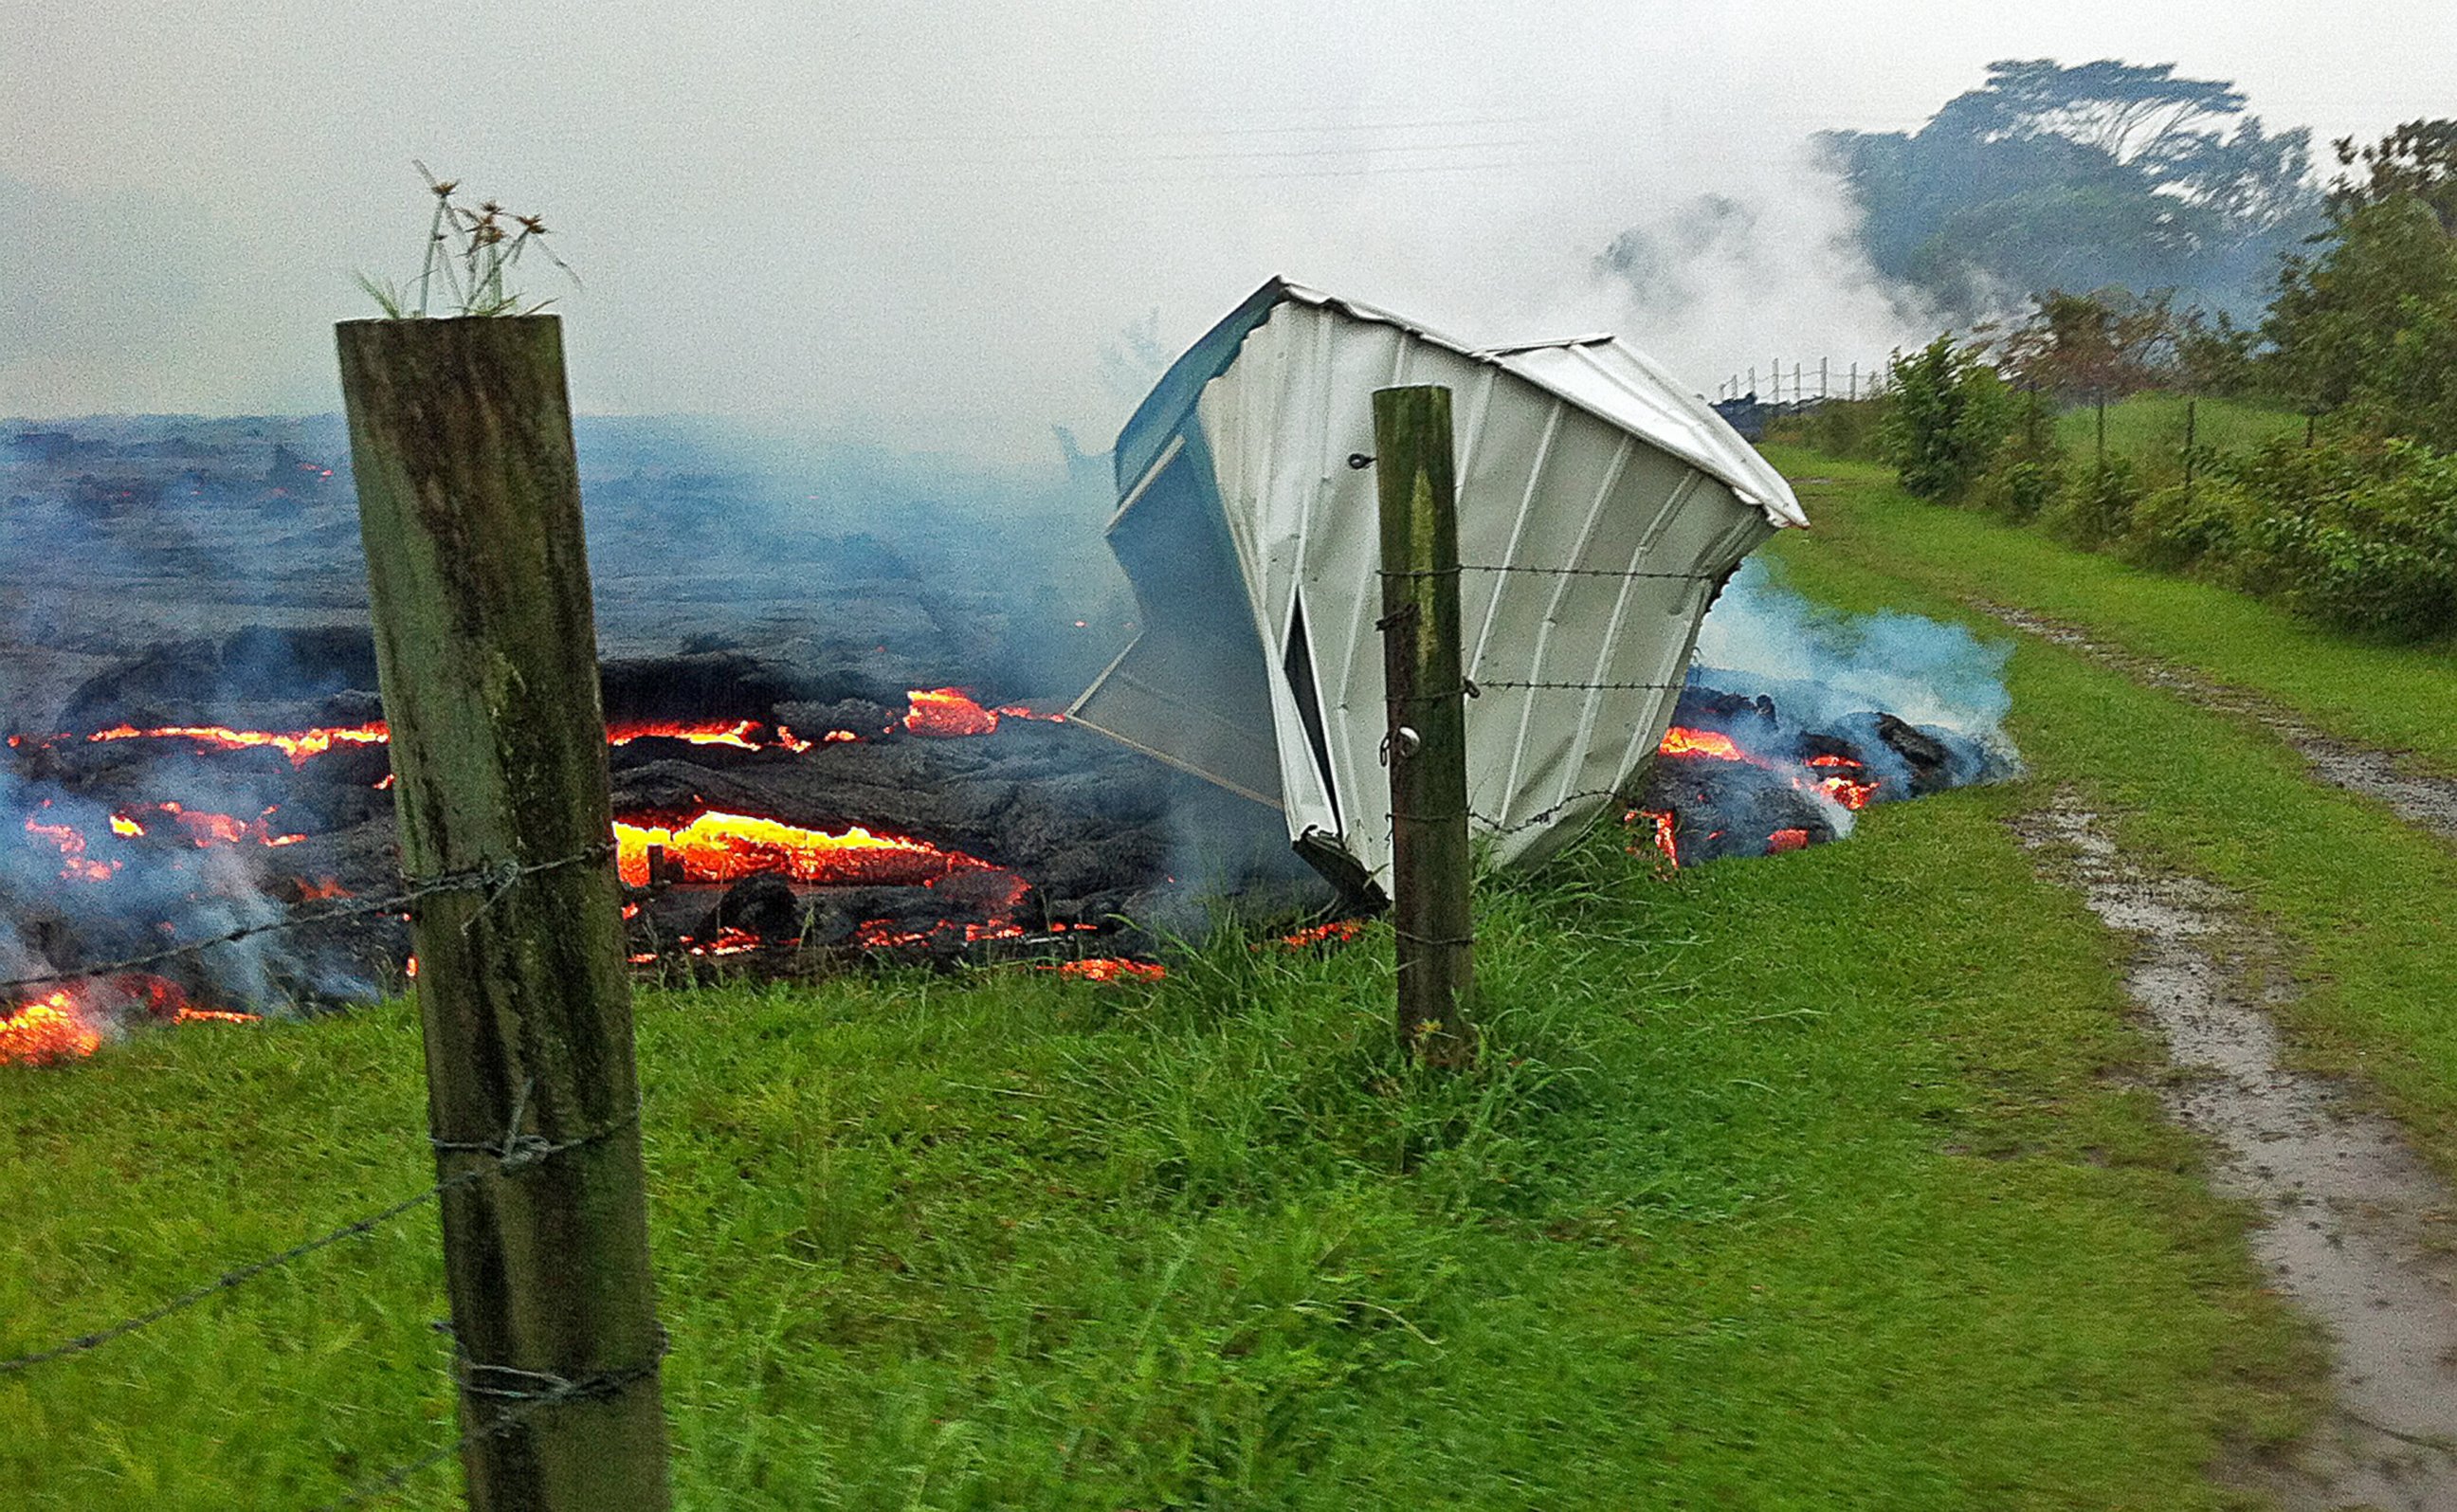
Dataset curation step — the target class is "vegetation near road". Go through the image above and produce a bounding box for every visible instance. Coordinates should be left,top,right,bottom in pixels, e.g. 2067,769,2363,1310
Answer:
1765,449,2457,1189
6,749,2313,1506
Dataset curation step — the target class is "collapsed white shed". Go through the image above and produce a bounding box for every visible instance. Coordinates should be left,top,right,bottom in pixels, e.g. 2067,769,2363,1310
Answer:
1068,279,1807,896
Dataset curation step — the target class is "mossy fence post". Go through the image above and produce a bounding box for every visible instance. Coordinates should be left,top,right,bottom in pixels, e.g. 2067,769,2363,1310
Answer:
337,314,670,1511
1373,384,1477,1069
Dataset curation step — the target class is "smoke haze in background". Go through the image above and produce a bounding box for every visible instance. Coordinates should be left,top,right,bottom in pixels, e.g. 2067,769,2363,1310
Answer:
7,1,2455,459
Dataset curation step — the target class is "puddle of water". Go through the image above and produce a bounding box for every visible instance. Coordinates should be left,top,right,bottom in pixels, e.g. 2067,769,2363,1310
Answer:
1979,603,2457,843
2020,796,2457,1511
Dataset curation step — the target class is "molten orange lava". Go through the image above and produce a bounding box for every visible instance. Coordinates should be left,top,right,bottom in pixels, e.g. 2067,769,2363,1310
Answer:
1659,726,1884,820
84,721,389,768
25,814,117,882
605,719,830,754
686,926,763,957
1626,808,1680,865
903,688,1001,738
1767,829,1812,854
851,918,1030,949
26,698,1042,772
1048,957,1166,982
1659,726,1745,761
1281,920,1364,948
614,810,992,888
1,975,259,1066
608,718,765,750
0,991,101,1064
115,802,305,848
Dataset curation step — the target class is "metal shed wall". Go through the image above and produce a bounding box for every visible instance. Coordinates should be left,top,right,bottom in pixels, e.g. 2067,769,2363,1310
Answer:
1072,280,1802,890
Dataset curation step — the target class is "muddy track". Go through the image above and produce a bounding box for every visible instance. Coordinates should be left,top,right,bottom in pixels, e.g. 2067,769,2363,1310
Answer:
1975,602,2457,844
2018,792,2457,1511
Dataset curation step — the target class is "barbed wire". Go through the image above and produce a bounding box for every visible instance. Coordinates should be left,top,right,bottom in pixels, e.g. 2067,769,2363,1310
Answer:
1380,562,1720,582
1476,678,1687,693
0,843,614,997
307,1326,671,1512
1378,786,1642,843
0,1082,637,1376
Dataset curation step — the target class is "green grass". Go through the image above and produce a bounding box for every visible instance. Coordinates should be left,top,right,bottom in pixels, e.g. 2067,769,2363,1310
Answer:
2048,392,2308,465
1757,453,2457,1187
1,792,2310,1508
1764,446,2457,773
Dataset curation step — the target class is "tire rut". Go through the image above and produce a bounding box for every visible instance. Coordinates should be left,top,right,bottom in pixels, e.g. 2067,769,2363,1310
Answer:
2017,792,2457,1511
1976,602,2457,843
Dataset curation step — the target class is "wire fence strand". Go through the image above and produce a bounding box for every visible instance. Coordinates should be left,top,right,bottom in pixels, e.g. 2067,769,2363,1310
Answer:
306,1327,671,1512
0,842,614,998
1379,563,1719,582
0,1084,638,1377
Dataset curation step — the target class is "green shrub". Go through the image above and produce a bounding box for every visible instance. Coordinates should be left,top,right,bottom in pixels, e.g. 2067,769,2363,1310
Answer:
2253,516,2456,636
1880,336,2012,501
1973,458,2060,522
1764,394,1894,461
2121,479,2248,574
2046,457,2145,550
2220,437,2457,637
1969,387,2065,521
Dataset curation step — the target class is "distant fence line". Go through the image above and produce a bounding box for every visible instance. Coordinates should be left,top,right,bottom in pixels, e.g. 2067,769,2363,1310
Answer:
1714,358,1890,407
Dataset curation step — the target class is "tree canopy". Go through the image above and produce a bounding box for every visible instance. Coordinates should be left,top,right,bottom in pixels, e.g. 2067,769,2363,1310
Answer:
1819,59,2320,319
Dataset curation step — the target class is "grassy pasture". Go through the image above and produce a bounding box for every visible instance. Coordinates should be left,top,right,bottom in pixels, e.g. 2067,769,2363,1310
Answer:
2048,392,2309,465
4,788,2308,1508
27,439,2457,1506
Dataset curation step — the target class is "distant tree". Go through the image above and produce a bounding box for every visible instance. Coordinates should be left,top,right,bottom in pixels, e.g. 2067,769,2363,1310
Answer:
1995,287,2184,399
1819,59,2320,320
2263,194,2457,443
2326,119,2457,233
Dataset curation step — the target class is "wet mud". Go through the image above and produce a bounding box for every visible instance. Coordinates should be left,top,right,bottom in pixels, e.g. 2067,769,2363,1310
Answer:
2018,792,2457,1511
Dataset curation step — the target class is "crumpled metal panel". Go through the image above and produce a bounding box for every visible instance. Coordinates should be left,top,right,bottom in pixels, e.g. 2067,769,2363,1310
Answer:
1072,280,1803,889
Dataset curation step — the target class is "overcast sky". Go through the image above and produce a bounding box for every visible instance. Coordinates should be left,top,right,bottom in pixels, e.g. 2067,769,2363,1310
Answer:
6,1,2451,457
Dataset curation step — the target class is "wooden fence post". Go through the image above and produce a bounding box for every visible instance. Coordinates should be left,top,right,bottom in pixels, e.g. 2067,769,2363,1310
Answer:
1373,385,1476,1069
2184,397,2198,505
337,314,670,1512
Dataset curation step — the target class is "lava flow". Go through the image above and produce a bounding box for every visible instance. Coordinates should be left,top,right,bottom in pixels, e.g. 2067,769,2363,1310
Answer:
615,809,994,888
1659,726,1746,761
113,801,307,847
1046,957,1167,982
0,975,261,1066
1629,808,1681,865
1804,753,1881,811
608,718,811,753
30,696,1059,764
902,688,1065,738
81,721,387,768
1630,721,1898,867
1658,725,1884,816
25,811,116,882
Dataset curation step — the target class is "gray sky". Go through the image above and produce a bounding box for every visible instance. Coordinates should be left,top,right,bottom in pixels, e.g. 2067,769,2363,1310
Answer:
6,1,2451,457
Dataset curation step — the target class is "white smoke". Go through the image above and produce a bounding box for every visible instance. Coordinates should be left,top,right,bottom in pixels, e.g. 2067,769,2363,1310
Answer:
1693,556,2018,749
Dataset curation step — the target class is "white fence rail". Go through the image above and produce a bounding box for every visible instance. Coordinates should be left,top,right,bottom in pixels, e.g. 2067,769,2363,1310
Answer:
1714,358,1890,406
